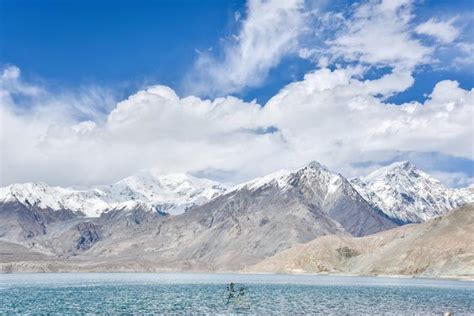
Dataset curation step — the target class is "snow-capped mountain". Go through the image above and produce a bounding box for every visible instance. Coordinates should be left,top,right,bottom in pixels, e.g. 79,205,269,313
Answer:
0,171,227,217
220,161,397,237
351,161,474,223
232,161,345,195
1,160,472,223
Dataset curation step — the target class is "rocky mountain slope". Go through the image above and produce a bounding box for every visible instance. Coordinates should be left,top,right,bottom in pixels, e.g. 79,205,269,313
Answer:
249,203,474,278
223,161,397,237
352,161,473,223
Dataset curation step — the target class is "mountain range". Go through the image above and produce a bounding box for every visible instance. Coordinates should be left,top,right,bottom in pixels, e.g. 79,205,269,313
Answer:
0,160,472,276
0,170,227,217
1,160,471,222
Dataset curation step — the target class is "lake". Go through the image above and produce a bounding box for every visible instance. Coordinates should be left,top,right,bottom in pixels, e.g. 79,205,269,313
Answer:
1,273,473,314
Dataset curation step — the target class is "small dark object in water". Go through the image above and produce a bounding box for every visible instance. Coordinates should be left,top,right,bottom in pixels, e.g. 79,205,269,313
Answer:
226,282,247,306
226,282,236,304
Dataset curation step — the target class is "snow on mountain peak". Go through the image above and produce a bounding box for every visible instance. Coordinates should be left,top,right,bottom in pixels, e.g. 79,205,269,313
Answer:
0,182,112,217
0,171,228,217
363,160,426,182
305,160,332,172
235,169,292,191
116,170,226,203
297,161,346,191
352,161,473,223
234,160,343,195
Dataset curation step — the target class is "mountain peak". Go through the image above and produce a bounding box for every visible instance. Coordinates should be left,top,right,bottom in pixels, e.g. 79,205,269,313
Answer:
297,161,343,187
233,169,292,191
305,160,331,172
363,160,423,183
388,160,413,170
387,160,417,172
234,161,343,196
352,161,472,223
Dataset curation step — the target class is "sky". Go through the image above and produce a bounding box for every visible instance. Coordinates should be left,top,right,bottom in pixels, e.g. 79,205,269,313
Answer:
0,0,473,187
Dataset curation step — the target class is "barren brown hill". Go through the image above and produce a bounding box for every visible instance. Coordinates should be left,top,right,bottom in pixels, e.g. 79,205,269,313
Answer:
249,204,474,278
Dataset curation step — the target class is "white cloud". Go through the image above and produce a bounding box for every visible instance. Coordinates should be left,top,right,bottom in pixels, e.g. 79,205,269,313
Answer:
0,65,44,98
415,18,460,44
452,42,474,67
185,0,464,97
1,65,473,187
0,65,117,121
327,0,432,71
184,0,307,97
264,69,473,175
430,171,474,188
1,65,20,80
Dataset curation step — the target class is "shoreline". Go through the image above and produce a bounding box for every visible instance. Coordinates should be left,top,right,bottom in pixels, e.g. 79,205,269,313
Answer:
2,264,473,282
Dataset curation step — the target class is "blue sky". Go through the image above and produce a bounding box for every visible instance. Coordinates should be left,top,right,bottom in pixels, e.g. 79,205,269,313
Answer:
1,0,243,98
0,0,473,187
3,0,471,104
2,0,306,103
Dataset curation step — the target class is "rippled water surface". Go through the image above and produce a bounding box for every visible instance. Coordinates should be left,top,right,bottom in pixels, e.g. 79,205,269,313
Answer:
1,273,473,314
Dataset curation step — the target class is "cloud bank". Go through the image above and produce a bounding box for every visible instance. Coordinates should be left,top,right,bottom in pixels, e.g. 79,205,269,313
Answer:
2,64,472,187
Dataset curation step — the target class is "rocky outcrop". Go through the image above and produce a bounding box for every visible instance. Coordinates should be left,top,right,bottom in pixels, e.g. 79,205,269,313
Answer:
75,222,103,251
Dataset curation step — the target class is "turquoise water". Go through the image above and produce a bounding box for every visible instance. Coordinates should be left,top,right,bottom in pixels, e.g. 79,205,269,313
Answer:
1,273,473,314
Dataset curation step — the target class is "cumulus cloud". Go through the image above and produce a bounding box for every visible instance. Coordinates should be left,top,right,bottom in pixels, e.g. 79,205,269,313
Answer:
263,68,473,176
184,0,307,97
415,18,460,44
0,65,119,185
1,64,473,187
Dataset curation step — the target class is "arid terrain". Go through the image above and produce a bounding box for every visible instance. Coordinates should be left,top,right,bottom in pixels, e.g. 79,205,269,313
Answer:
249,204,474,278
1,204,472,278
